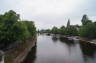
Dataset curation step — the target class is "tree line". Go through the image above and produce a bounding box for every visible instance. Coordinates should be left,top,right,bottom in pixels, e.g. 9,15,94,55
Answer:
39,14,96,39
0,10,36,46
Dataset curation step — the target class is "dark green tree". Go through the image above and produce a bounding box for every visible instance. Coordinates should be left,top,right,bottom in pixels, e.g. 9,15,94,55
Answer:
81,14,89,25
59,26,65,35
79,22,96,38
51,26,59,34
0,10,20,44
0,10,36,45
65,25,78,36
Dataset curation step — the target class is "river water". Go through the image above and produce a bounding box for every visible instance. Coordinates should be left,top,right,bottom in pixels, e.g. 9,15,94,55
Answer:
23,34,96,63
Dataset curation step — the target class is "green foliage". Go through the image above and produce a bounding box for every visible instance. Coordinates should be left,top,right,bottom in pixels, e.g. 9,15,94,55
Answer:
59,26,65,35
81,14,90,25
40,14,96,39
0,10,36,45
65,25,78,36
43,25,78,36
79,22,96,38
51,26,59,34
20,21,36,36
45,29,51,33
0,10,20,44
79,15,96,38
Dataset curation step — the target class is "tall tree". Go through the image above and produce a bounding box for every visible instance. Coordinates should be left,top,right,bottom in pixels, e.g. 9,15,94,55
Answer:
79,22,96,38
65,25,78,36
59,26,65,35
81,14,89,25
0,10,36,46
51,26,59,34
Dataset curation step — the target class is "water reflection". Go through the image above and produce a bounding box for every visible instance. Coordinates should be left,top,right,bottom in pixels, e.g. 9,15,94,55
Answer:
58,36,75,45
52,36,58,42
80,41,96,58
23,35,96,63
23,45,37,63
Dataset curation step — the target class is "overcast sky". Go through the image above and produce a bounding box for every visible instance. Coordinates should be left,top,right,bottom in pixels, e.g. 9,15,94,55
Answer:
0,0,96,29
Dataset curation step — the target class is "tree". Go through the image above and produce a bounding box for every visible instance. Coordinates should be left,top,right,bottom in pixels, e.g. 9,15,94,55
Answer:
81,14,89,25
45,29,51,33
22,21,36,36
59,26,65,35
65,25,78,36
0,10,36,45
51,26,59,34
0,10,20,44
79,22,96,38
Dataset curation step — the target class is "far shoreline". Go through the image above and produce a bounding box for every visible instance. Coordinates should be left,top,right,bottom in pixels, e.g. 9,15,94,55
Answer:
44,33,96,45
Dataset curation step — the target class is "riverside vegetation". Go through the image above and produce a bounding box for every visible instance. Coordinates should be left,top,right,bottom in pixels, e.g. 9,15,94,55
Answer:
39,14,96,39
0,10,36,48
0,10,37,63
0,10,96,62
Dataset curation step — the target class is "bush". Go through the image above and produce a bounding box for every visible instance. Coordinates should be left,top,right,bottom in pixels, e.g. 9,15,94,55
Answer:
79,22,96,38
0,10,36,45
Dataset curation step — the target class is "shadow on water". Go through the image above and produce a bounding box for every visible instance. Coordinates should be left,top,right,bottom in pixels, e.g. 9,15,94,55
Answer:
23,35,96,63
52,36,58,42
23,45,37,63
80,41,96,58
58,36,75,46
52,35,96,62
51,35,75,45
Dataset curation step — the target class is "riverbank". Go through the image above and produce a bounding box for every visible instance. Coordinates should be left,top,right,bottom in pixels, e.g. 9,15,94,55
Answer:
49,34,96,45
77,37,96,45
5,36,37,63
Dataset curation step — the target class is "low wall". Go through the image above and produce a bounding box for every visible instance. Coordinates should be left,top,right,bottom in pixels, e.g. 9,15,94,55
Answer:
5,37,37,63
14,40,36,63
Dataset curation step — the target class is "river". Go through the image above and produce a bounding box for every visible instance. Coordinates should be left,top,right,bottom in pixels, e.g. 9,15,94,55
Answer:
23,34,96,63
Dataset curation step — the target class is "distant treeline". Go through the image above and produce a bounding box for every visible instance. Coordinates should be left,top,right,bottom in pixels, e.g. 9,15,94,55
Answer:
39,15,96,39
0,10,36,45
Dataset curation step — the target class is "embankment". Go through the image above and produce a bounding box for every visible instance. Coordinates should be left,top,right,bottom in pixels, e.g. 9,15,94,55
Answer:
50,34,96,45
5,37,37,63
